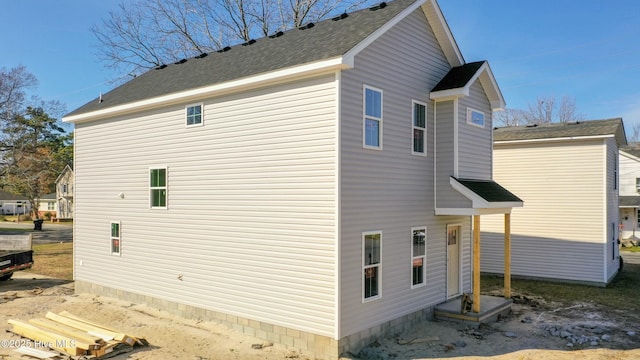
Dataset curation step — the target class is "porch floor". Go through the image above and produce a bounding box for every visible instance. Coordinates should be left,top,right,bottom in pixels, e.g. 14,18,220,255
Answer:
434,295,512,323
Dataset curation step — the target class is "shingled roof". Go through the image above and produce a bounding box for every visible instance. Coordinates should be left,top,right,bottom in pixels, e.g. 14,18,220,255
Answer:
431,61,484,92
494,118,627,146
66,0,445,119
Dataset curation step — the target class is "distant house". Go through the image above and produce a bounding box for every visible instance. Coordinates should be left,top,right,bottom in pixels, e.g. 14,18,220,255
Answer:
37,193,57,218
482,119,626,286
0,190,31,216
618,147,640,242
55,164,74,220
63,0,521,358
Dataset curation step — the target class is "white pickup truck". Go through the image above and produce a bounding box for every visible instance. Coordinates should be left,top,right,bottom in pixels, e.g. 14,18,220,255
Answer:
0,234,34,281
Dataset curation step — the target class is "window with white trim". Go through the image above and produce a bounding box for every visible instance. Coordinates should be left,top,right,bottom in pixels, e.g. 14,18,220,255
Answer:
111,221,121,255
186,104,203,127
412,101,426,155
363,86,382,149
467,108,485,128
636,178,640,192
411,227,426,288
363,231,381,301
150,168,167,208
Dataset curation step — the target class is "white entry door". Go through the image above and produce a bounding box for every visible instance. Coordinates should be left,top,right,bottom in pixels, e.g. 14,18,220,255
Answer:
447,225,461,298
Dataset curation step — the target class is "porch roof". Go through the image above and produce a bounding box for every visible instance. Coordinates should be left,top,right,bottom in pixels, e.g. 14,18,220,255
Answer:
620,196,640,208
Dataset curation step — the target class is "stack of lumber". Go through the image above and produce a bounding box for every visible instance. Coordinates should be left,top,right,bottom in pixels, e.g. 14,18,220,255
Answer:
7,311,147,358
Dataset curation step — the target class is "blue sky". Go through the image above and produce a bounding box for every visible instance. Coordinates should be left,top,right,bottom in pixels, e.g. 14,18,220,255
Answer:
2,0,639,130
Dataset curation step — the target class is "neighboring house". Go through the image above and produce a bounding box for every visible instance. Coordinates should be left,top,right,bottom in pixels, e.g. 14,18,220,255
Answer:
619,146,640,242
63,0,521,358
0,190,31,216
55,164,74,220
482,119,626,286
37,193,57,218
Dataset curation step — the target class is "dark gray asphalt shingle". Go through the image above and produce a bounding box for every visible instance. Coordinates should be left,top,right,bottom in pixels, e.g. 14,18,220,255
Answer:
66,0,419,117
431,61,484,92
455,178,523,203
494,118,625,144
620,147,640,159
620,196,640,207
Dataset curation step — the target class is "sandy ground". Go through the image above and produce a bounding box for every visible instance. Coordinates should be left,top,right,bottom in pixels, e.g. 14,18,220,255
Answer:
0,273,639,360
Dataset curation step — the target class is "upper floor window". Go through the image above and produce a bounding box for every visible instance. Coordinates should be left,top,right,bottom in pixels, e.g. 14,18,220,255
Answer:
411,227,426,288
150,168,167,208
186,104,203,127
412,101,427,155
363,86,382,149
363,231,381,301
467,108,485,128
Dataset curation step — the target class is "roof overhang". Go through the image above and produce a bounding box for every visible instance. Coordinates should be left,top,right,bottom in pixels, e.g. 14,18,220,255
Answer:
429,61,505,111
436,177,523,216
63,57,349,124
494,134,616,146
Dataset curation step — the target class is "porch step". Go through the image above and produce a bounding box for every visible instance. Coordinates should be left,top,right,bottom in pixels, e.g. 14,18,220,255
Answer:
434,295,512,324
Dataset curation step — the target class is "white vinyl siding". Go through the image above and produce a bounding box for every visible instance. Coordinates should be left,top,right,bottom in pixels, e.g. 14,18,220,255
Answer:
74,74,338,337
482,139,609,284
458,81,492,180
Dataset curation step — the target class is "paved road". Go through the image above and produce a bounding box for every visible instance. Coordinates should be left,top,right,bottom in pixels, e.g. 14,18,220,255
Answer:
0,221,72,244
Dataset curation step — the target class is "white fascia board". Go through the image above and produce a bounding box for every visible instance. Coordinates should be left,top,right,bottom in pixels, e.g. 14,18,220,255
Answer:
343,0,427,67
620,150,640,163
478,62,506,111
422,0,464,66
63,57,348,124
494,134,613,145
435,207,514,216
619,205,640,208
429,88,466,101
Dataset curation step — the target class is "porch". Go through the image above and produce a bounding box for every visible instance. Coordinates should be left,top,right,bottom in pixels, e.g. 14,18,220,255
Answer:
435,295,512,323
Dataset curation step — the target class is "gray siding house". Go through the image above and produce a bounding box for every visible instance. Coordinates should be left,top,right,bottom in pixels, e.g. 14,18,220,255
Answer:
482,119,626,286
63,0,521,358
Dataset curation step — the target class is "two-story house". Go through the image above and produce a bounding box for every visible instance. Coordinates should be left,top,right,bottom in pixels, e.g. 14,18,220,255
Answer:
63,0,521,358
619,146,640,243
55,165,74,220
482,119,626,286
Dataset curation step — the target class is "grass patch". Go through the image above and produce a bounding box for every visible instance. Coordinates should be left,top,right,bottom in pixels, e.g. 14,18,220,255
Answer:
25,242,73,280
482,264,640,309
0,227,33,234
621,246,640,253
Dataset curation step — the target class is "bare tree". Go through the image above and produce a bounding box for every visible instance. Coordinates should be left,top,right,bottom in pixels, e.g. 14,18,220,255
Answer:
493,108,528,127
0,66,38,122
92,0,375,77
523,96,583,125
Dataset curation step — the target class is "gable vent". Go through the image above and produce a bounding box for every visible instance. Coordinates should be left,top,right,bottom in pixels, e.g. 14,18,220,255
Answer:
195,53,208,59
216,46,232,53
174,59,187,65
155,64,167,70
369,2,387,11
298,22,315,30
241,39,257,46
269,31,284,39
332,12,349,21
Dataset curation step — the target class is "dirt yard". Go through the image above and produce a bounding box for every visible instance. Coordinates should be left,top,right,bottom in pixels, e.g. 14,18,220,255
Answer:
0,273,639,360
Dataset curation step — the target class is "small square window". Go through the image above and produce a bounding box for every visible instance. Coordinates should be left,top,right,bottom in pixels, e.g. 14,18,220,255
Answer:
467,108,485,128
186,104,203,127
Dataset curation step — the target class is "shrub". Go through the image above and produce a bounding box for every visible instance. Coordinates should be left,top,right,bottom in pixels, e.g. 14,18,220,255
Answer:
18,214,32,222
44,212,52,221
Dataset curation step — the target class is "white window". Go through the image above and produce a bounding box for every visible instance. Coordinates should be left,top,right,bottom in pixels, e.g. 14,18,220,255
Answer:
186,104,203,127
110,221,121,255
467,108,485,128
363,231,381,301
412,101,427,155
363,86,382,149
411,227,426,288
150,167,167,208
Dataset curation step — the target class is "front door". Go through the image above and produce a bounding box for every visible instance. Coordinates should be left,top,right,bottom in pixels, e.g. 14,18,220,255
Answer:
447,225,461,298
